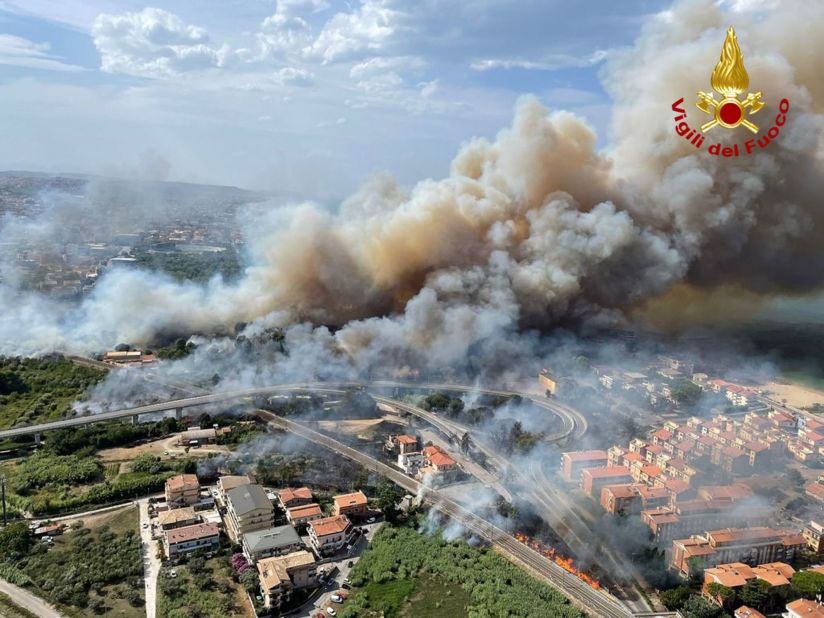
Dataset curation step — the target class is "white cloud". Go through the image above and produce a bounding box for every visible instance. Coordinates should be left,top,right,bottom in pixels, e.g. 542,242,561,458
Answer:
470,49,610,72
0,34,84,72
306,0,399,63
277,0,330,18
274,66,315,87
92,8,228,78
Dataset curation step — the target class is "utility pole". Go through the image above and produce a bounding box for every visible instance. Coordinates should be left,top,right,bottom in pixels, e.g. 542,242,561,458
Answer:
1,475,6,526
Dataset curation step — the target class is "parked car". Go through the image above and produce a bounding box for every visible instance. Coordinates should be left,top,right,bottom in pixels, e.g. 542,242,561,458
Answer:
347,561,354,568
344,578,351,585
330,594,343,603
341,583,351,590
169,569,177,579
367,517,376,523
326,608,337,616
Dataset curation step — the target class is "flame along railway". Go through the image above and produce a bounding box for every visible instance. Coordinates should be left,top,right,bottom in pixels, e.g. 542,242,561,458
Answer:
0,366,632,616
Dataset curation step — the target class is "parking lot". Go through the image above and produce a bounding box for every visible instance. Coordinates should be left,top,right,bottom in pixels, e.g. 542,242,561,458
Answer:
290,520,384,618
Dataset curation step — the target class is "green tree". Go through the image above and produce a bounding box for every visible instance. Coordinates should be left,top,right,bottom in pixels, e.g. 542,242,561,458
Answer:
239,568,259,594
706,582,735,609
0,521,33,560
672,381,703,408
792,570,824,599
660,585,692,610
679,595,724,618
739,578,770,610
373,479,403,523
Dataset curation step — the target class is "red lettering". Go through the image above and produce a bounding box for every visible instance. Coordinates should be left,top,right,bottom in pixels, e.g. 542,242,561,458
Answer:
672,98,686,114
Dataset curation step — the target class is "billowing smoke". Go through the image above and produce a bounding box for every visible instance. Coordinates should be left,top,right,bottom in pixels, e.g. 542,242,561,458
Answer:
2,0,824,368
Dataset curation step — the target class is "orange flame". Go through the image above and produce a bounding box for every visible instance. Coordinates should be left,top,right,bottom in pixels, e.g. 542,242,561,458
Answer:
515,533,602,589
711,27,749,97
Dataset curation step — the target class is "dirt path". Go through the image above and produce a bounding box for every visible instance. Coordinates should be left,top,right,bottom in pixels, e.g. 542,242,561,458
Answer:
138,499,160,618
0,579,63,618
98,434,231,463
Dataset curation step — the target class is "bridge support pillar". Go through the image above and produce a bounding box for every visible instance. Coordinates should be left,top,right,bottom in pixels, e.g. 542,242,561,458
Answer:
175,407,183,420
131,415,139,425
34,433,41,445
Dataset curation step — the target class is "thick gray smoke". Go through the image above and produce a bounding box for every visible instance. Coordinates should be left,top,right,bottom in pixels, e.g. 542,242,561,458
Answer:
1,0,824,368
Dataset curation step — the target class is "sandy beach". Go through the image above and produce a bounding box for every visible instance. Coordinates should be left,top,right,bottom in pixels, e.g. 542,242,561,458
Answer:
761,380,824,408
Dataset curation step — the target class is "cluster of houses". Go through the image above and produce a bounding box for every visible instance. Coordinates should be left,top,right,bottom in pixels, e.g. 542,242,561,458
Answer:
561,407,824,580
157,473,375,611
702,562,824,617
388,434,459,480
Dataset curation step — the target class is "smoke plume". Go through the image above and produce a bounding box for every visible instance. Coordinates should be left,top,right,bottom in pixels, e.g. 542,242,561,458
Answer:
2,0,824,369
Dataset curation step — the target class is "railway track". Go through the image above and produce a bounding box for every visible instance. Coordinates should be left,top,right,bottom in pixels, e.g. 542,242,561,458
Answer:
258,409,632,618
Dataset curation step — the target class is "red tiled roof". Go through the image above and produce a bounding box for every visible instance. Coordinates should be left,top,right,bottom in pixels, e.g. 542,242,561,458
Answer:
583,466,631,479
562,450,607,461
430,452,457,467
166,522,218,544
279,487,313,503
310,515,351,537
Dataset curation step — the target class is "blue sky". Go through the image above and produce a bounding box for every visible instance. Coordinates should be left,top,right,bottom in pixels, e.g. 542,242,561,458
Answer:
0,0,671,197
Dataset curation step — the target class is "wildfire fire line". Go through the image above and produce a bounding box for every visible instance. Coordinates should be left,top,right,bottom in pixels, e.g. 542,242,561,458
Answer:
514,533,602,589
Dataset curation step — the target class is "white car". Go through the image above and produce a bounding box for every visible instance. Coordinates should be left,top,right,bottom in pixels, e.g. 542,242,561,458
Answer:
330,594,343,603
367,517,376,523
169,569,177,579
326,608,337,616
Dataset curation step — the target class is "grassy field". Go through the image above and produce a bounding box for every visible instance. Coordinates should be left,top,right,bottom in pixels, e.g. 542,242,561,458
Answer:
401,574,471,616
157,555,253,618
339,525,584,618
0,592,40,618
0,357,105,429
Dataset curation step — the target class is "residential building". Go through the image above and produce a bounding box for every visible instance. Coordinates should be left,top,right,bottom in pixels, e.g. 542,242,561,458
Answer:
601,484,640,516
581,466,633,498
217,475,251,504
785,599,824,618
258,550,317,609
242,525,303,562
277,487,314,510
163,522,220,558
308,515,353,556
398,451,425,474
670,527,806,577
225,484,275,541
286,503,323,528
157,507,201,531
642,498,772,547
803,520,824,554
396,435,419,454
561,450,608,482
734,606,765,618
702,561,794,603
165,474,200,508
333,491,369,518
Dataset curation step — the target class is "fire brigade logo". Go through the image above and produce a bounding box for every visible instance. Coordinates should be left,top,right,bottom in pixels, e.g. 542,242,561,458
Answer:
696,27,764,133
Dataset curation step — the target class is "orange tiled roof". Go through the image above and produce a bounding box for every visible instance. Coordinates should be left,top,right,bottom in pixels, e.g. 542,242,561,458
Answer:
310,515,351,537
333,491,368,509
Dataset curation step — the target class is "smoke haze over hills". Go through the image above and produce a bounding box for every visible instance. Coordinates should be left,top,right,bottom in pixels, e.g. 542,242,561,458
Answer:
0,0,823,374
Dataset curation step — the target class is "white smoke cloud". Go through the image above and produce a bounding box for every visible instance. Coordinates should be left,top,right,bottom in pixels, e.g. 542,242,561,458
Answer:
1,0,824,371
